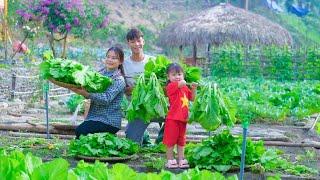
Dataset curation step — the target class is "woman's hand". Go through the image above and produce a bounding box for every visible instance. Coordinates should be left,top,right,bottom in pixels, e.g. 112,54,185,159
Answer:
48,78,80,89
70,87,89,98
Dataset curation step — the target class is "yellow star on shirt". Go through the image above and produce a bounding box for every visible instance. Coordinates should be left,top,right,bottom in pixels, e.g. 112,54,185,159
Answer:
181,93,189,108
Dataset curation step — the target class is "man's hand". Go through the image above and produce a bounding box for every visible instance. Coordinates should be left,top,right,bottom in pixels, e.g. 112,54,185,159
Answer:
125,86,134,96
191,82,198,90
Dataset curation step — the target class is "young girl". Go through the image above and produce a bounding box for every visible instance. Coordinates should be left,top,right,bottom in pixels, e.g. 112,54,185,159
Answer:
163,63,197,169
50,46,126,138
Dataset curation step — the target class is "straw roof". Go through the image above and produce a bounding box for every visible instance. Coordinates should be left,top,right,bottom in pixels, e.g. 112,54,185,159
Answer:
159,3,292,46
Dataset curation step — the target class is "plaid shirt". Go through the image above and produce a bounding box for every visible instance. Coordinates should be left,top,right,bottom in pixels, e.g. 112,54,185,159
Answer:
87,69,125,129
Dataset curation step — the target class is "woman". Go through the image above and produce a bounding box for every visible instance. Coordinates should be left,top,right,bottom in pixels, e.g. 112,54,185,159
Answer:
51,46,126,138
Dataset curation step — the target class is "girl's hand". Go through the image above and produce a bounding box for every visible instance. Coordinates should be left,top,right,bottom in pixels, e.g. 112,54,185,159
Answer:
178,80,187,88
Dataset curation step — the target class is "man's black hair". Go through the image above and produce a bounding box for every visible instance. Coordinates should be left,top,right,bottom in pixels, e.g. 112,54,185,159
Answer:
126,28,144,41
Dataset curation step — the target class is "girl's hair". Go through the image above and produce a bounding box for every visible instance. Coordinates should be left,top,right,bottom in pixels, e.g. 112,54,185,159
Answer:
106,46,125,76
166,63,184,75
166,63,184,84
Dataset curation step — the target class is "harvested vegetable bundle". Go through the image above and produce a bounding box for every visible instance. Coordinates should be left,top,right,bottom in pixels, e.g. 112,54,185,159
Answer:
126,73,169,123
144,55,171,84
182,63,202,83
144,55,202,85
185,130,265,172
69,132,139,157
186,130,318,176
189,81,236,131
126,74,148,121
39,57,112,93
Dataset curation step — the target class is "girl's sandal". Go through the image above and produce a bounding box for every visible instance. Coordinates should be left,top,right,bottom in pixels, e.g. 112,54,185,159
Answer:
178,159,190,169
165,159,179,169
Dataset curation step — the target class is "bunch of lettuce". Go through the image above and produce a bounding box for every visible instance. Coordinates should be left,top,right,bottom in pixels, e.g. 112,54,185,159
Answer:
144,55,202,85
69,132,139,157
66,94,85,113
39,52,112,93
189,81,236,131
125,73,168,123
186,130,318,176
185,130,264,172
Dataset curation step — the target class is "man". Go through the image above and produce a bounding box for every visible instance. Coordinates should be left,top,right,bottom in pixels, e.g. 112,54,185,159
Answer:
123,28,158,145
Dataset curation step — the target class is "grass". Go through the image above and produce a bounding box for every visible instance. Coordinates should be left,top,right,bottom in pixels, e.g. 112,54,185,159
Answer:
0,136,69,160
316,122,320,135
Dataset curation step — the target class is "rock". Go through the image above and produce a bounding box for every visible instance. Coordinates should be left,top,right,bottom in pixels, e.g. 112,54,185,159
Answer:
294,121,306,127
58,101,65,106
24,108,43,114
0,102,9,115
0,102,8,109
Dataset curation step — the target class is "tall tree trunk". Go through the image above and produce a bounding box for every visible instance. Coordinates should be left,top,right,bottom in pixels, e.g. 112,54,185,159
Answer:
48,32,56,58
61,32,68,59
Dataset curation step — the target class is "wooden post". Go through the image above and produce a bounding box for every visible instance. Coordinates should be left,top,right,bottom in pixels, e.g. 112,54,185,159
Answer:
206,43,211,76
3,0,8,62
179,45,183,61
10,73,16,100
193,42,197,65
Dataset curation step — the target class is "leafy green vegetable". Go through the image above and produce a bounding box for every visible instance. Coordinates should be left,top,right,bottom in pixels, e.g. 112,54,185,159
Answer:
144,55,171,84
185,130,318,176
144,55,202,85
215,77,320,122
125,55,202,123
182,63,202,83
260,148,318,176
69,132,139,157
66,94,85,113
316,122,320,135
70,160,109,179
186,130,263,172
189,81,236,131
31,158,69,180
125,73,169,123
0,150,239,179
139,143,166,154
0,150,70,180
39,51,113,93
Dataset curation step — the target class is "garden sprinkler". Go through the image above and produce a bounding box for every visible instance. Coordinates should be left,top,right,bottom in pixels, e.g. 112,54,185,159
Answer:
239,116,250,180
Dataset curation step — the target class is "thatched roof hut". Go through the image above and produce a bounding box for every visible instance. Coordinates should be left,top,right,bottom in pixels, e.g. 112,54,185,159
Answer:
159,3,292,47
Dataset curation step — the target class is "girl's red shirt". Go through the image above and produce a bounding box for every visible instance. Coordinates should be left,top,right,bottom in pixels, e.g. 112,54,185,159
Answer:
165,82,192,122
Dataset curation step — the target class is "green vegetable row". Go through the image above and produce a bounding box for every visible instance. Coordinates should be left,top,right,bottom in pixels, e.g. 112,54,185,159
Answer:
0,149,238,180
215,77,320,122
185,130,318,176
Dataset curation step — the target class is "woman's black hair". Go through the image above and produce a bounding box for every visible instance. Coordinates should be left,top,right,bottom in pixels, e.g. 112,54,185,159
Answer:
166,63,184,75
106,46,125,76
